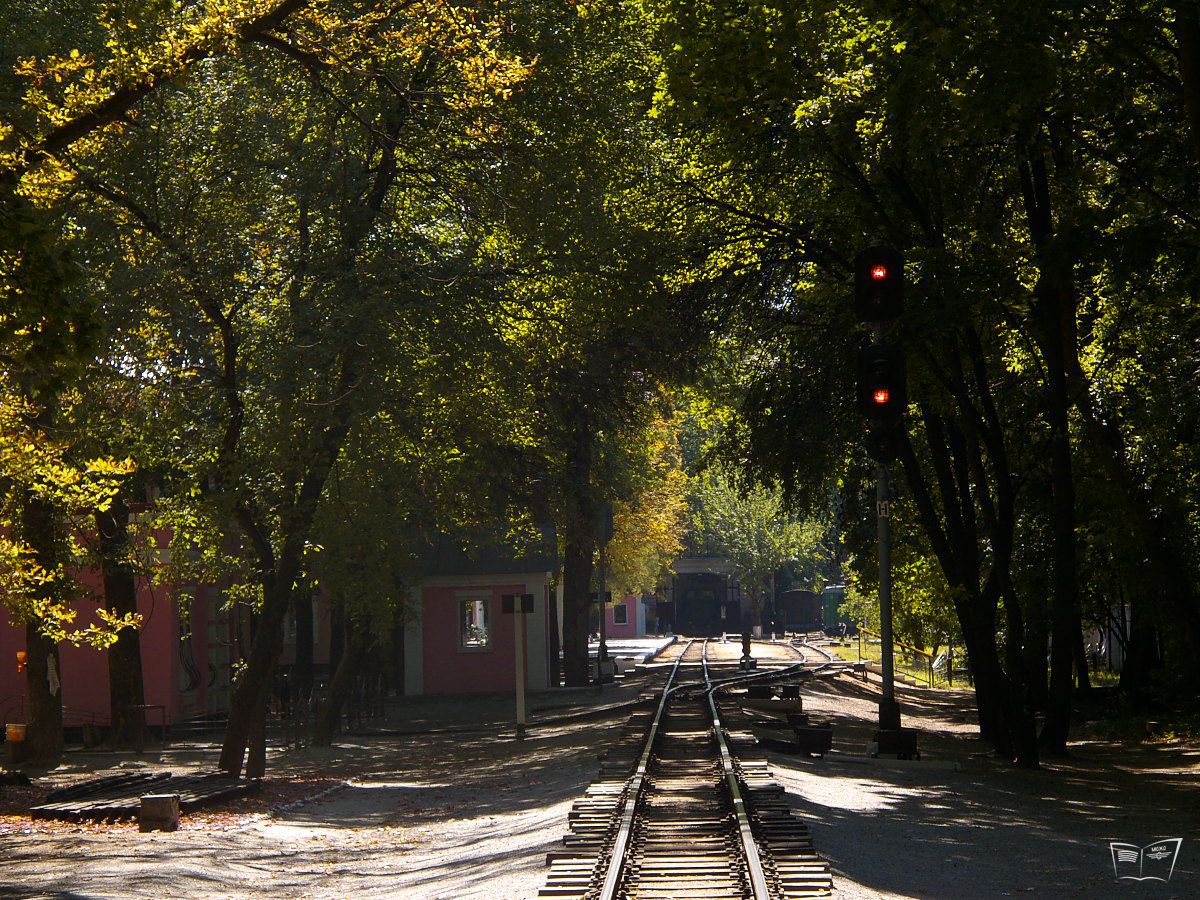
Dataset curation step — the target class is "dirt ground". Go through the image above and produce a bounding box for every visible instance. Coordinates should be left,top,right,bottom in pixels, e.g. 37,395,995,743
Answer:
0,641,1196,899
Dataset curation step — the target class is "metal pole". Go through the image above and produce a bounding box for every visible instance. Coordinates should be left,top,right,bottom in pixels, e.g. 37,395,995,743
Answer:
875,317,901,731
515,605,527,739
877,461,899,728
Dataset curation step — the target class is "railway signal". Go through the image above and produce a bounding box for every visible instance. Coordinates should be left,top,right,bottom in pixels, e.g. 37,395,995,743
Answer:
854,241,904,321
853,239,906,738
856,344,907,424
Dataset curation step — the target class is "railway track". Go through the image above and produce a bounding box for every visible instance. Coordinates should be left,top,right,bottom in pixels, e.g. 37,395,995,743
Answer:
541,639,832,900
790,637,839,666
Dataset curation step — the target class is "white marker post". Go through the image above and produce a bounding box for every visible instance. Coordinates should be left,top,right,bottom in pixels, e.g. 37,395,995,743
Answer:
503,593,533,740
515,603,526,739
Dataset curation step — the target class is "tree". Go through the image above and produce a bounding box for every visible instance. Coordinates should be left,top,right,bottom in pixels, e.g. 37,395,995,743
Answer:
0,379,137,762
605,411,690,600
638,0,1200,762
690,468,824,629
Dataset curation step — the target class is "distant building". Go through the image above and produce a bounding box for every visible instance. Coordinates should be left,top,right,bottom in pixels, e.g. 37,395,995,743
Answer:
601,593,649,639
659,557,755,636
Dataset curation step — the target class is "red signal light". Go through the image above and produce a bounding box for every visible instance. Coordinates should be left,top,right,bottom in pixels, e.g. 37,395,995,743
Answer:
872,388,890,405
871,265,888,281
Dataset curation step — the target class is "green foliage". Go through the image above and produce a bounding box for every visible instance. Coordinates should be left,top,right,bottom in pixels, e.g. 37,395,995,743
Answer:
689,466,828,613
0,378,139,645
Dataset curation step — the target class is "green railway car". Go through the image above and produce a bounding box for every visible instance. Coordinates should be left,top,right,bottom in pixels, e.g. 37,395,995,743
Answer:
820,585,855,636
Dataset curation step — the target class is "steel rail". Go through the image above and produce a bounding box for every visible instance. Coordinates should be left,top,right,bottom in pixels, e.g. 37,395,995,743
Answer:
702,641,773,900
596,640,830,900
596,638,697,900
795,638,837,663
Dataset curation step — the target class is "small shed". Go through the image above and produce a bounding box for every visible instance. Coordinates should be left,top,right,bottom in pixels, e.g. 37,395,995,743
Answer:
402,528,556,696
601,593,648,639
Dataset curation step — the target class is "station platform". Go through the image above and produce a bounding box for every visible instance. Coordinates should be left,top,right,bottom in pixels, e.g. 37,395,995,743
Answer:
587,636,676,664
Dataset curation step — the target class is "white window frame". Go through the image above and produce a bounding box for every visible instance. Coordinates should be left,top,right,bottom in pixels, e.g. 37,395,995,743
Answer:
612,603,628,626
457,593,493,652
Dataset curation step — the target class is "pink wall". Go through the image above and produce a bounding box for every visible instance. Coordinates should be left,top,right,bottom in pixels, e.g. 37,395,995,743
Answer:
422,583,528,694
0,514,335,730
603,594,641,639
0,567,181,727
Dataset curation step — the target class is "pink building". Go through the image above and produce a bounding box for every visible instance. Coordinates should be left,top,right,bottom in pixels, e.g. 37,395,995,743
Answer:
0,523,331,733
601,593,649,639
0,574,236,731
402,528,557,695
1,525,558,732
403,573,553,695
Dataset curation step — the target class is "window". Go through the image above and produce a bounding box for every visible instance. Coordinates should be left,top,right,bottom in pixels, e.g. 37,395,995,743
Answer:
459,597,491,650
612,603,628,626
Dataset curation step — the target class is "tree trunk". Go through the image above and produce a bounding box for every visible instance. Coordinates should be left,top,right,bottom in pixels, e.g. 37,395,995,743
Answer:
1072,608,1092,694
1018,150,1080,756
246,681,270,779
957,608,1009,754
22,623,63,765
999,586,1039,767
1040,371,1078,755
561,525,594,687
1025,607,1049,711
897,405,1038,765
1174,2,1200,163
560,418,595,687
218,581,288,776
314,618,364,746
1119,599,1159,706
96,497,145,747
21,486,63,765
217,367,357,775
293,585,314,703
329,600,345,675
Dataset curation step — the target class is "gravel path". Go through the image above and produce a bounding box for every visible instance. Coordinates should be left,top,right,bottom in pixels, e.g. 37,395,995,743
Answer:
1,655,1196,898
0,717,613,899
777,673,1200,899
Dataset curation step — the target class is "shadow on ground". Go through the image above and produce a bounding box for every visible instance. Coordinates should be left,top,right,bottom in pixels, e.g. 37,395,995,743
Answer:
772,674,1200,899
